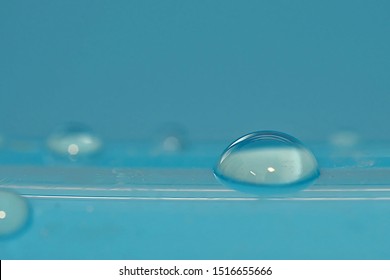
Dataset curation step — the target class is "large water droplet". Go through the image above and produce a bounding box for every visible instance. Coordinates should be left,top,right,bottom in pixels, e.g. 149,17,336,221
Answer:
47,123,102,159
0,190,29,236
214,131,319,194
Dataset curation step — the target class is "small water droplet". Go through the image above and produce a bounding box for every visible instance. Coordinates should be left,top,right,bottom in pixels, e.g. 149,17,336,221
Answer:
0,190,29,236
162,136,182,152
47,123,102,159
214,131,319,194
0,211,6,219
330,130,359,148
154,124,188,154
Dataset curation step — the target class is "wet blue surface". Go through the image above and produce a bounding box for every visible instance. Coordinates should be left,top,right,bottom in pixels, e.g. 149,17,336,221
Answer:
0,140,390,259
1,197,390,259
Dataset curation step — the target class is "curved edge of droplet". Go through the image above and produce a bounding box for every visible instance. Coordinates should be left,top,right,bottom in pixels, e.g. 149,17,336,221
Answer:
225,130,303,150
0,191,32,240
213,168,320,197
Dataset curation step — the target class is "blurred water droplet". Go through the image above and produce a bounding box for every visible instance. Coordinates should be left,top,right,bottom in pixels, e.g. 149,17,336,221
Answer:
155,124,188,153
330,130,359,148
47,123,102,159
0,190,29,236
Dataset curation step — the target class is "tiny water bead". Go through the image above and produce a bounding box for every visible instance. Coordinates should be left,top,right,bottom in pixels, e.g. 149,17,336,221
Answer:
330,130,359,148
0,190,29,236
162,135,183,152
154,124,188,154
47,123,102,158
214,131,319,194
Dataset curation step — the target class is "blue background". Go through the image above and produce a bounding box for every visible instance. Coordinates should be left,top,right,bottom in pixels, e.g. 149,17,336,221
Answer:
1,0,389,142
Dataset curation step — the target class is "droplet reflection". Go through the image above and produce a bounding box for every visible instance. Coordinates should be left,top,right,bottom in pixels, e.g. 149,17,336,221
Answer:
214,131,319,195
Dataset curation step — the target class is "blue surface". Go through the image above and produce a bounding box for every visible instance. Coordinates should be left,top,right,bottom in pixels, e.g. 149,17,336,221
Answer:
3,198,390,259
0,139,390,259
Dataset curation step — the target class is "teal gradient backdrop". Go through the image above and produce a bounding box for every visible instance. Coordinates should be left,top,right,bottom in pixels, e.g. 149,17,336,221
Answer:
0,0,389,141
